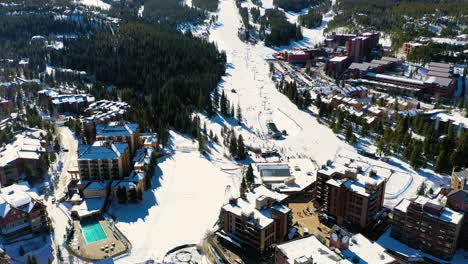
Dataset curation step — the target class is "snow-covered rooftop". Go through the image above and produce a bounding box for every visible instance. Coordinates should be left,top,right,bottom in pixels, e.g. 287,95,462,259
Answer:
222,185,290,228
430,110,468,129
277,235,347,264
78,141,128,160
0,135,45,166
395,197,464,224
0,184,41,218
342,233,395,264
253,159,316,193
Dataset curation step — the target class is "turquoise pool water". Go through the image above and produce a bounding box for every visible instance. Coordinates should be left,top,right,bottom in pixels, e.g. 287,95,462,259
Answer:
81,218,107,244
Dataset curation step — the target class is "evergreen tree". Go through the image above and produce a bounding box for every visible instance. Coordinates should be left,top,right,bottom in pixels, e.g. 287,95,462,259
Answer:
435,150,450,173
245,164,254,186
213,89,220,110
410,143,423,169
237,135,246,160
206,96,214,117
417,182,427,195
360,121,369,137
220,90,228,115
230,103,235,118
236,103,243,125
240,177,247,194
229,133,238,158
345,122,353,142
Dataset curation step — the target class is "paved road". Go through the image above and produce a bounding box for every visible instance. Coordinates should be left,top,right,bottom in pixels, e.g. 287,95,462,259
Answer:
55,126,78,200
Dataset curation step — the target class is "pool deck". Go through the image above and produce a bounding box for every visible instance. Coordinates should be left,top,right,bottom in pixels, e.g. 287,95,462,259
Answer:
71,219,127,260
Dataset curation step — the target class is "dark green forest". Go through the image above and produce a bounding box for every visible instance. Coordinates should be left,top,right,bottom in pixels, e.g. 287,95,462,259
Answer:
298,8,323,28
262,9,303,46
273,0,325,13
192,0,219,12
143,0,207,25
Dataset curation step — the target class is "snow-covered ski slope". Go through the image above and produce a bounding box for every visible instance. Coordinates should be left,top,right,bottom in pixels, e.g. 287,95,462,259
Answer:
113,0,450,261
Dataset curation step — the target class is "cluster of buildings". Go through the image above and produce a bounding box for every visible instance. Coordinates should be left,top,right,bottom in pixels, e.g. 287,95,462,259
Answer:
0,132,47,186
83,100,129,124
324,32,381,78
346,59,456,99
68,121,158,218
38,88,95,115
217,153,467,262
403,34,468,56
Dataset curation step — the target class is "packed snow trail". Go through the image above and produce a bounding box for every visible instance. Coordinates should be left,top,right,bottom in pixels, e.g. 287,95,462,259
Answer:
209,0,352,166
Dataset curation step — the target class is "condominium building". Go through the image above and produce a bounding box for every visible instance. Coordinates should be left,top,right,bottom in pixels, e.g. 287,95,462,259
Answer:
95,121,140,154
0,184,49,238
220,186,291,254
391,196,464,260
316,159,386,229
78,141,131,180
446,189,468,250
0,135,46,186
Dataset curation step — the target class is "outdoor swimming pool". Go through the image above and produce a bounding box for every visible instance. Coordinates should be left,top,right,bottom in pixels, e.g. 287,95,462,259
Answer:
81,218,107,244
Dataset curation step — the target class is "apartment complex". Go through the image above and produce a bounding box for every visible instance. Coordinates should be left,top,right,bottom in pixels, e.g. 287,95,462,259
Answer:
446,189,468,250
391,196,464,260
78,141,131,181
0,135,46,186
95,121,140,154
220,186,291,254
346,32,380,63
0,184,48,237
316,160,386,229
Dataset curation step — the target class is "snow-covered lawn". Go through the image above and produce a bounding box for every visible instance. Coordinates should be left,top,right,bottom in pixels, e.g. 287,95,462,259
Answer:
111,132,233,262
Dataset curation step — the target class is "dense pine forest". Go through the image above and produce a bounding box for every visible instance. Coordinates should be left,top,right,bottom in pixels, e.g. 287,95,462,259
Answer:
273,0,326,13
192,0,220,12
262,9,303,46
0,0,227,145
143,0,207,25
298,8,323,28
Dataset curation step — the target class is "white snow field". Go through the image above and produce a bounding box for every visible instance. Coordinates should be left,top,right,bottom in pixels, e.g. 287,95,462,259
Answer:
112,132,232,262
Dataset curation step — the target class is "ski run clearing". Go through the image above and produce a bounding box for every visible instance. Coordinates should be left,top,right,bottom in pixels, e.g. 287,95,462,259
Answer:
74,0,111,10
107,0,452,262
